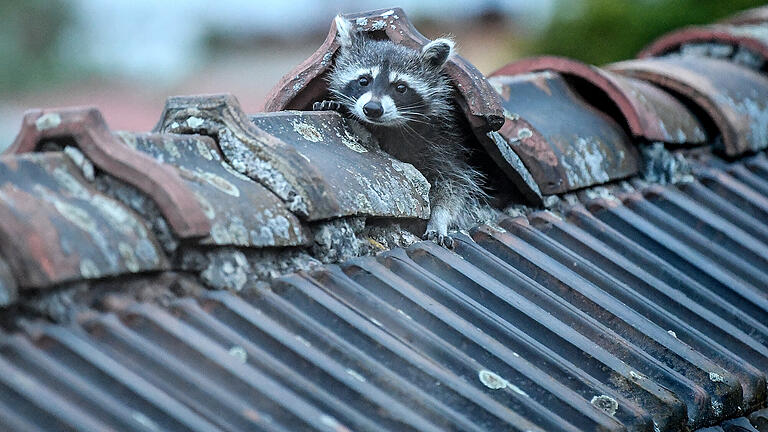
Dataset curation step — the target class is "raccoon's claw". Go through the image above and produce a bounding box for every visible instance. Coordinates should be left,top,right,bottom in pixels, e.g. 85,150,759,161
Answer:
423,230,454,249
313,100,343,112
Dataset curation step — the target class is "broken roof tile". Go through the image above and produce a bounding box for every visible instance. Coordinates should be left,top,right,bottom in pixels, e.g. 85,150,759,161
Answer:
486,70,640,195
7,107,211,239
156,94,431,221
491,56,707,145
483,130,544,204
638,25,768,70
114,132,309,248
0,152,168,289
610,56,768,156
262,8,504,133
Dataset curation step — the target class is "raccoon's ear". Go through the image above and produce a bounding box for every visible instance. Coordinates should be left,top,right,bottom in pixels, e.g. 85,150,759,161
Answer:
421,38,455,69
335,15,357,48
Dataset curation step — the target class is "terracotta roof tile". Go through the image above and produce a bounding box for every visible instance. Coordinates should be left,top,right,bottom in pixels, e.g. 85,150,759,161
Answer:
638,24,768,70
610,56,768,156
115,132,310,248
7,107,211,239
156,94,431,221
491,56,708,145
486,70,640,195
0,152,168,289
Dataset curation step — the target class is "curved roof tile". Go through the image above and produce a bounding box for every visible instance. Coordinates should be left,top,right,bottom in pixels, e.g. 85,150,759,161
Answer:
638,25,768,70
491,56,707,145
7,108,211,239
115,132,310,248
0,153,168,289
610,56,768,156
156,94,431,221
487,71,640,195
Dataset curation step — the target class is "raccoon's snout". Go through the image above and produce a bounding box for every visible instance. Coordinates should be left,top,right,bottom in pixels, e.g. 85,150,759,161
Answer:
362,101,383,119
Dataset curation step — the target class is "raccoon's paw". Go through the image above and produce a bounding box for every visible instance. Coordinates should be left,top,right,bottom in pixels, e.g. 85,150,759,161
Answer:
312,100,343,112
423,229,454,249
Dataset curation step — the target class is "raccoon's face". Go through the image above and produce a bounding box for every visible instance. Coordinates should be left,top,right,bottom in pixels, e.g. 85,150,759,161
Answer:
333,65,432,126
328,17,455,127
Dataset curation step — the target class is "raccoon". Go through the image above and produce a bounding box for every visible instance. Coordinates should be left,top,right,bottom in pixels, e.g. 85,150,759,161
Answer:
314,16,490,248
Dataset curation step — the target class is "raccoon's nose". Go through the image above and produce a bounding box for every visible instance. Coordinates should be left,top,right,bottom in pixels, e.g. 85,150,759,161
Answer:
363,101,383,119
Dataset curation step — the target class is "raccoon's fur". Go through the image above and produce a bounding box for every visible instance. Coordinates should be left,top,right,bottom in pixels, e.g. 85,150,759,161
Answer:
315,16,491,247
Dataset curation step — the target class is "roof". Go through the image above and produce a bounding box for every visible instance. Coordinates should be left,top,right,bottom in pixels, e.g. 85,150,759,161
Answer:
1,6,768,432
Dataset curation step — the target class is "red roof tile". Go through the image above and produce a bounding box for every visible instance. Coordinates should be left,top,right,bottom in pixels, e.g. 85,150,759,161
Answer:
487,71,640,195
610,56,768,156
491,56,707,145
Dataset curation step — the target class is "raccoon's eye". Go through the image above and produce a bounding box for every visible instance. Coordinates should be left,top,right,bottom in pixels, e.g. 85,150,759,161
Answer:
358,76,370,86
395,83,408,93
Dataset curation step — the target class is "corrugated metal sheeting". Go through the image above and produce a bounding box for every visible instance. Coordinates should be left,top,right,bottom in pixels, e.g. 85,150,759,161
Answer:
1,153,767,432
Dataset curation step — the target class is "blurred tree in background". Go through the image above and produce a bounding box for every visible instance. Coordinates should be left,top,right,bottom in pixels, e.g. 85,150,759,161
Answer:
527,0,766,65
0,0,72,94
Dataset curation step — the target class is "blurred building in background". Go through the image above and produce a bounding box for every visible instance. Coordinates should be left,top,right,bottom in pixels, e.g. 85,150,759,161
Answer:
0,0,762,149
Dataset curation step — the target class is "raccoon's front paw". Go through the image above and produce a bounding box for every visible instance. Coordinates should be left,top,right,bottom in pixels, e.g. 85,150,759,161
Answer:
423,229,454,249
312,100,343,112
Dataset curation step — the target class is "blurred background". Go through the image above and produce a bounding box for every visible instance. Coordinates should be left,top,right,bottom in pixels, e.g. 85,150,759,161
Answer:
1,0,764,150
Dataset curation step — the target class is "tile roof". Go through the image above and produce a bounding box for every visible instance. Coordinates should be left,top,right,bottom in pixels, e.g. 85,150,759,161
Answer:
638,24,768,71
490,56,708,146
0,5,768,432
609,56,768,156
486,70,641,195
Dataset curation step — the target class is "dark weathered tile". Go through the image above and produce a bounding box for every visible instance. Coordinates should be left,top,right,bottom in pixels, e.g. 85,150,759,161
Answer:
0,153,167,289
115,132,309,248
487,71,640,195
156,94,431,221
610,57,768,155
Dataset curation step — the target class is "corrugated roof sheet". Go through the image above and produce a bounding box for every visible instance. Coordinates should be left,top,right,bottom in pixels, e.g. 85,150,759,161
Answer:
1,152,766,431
